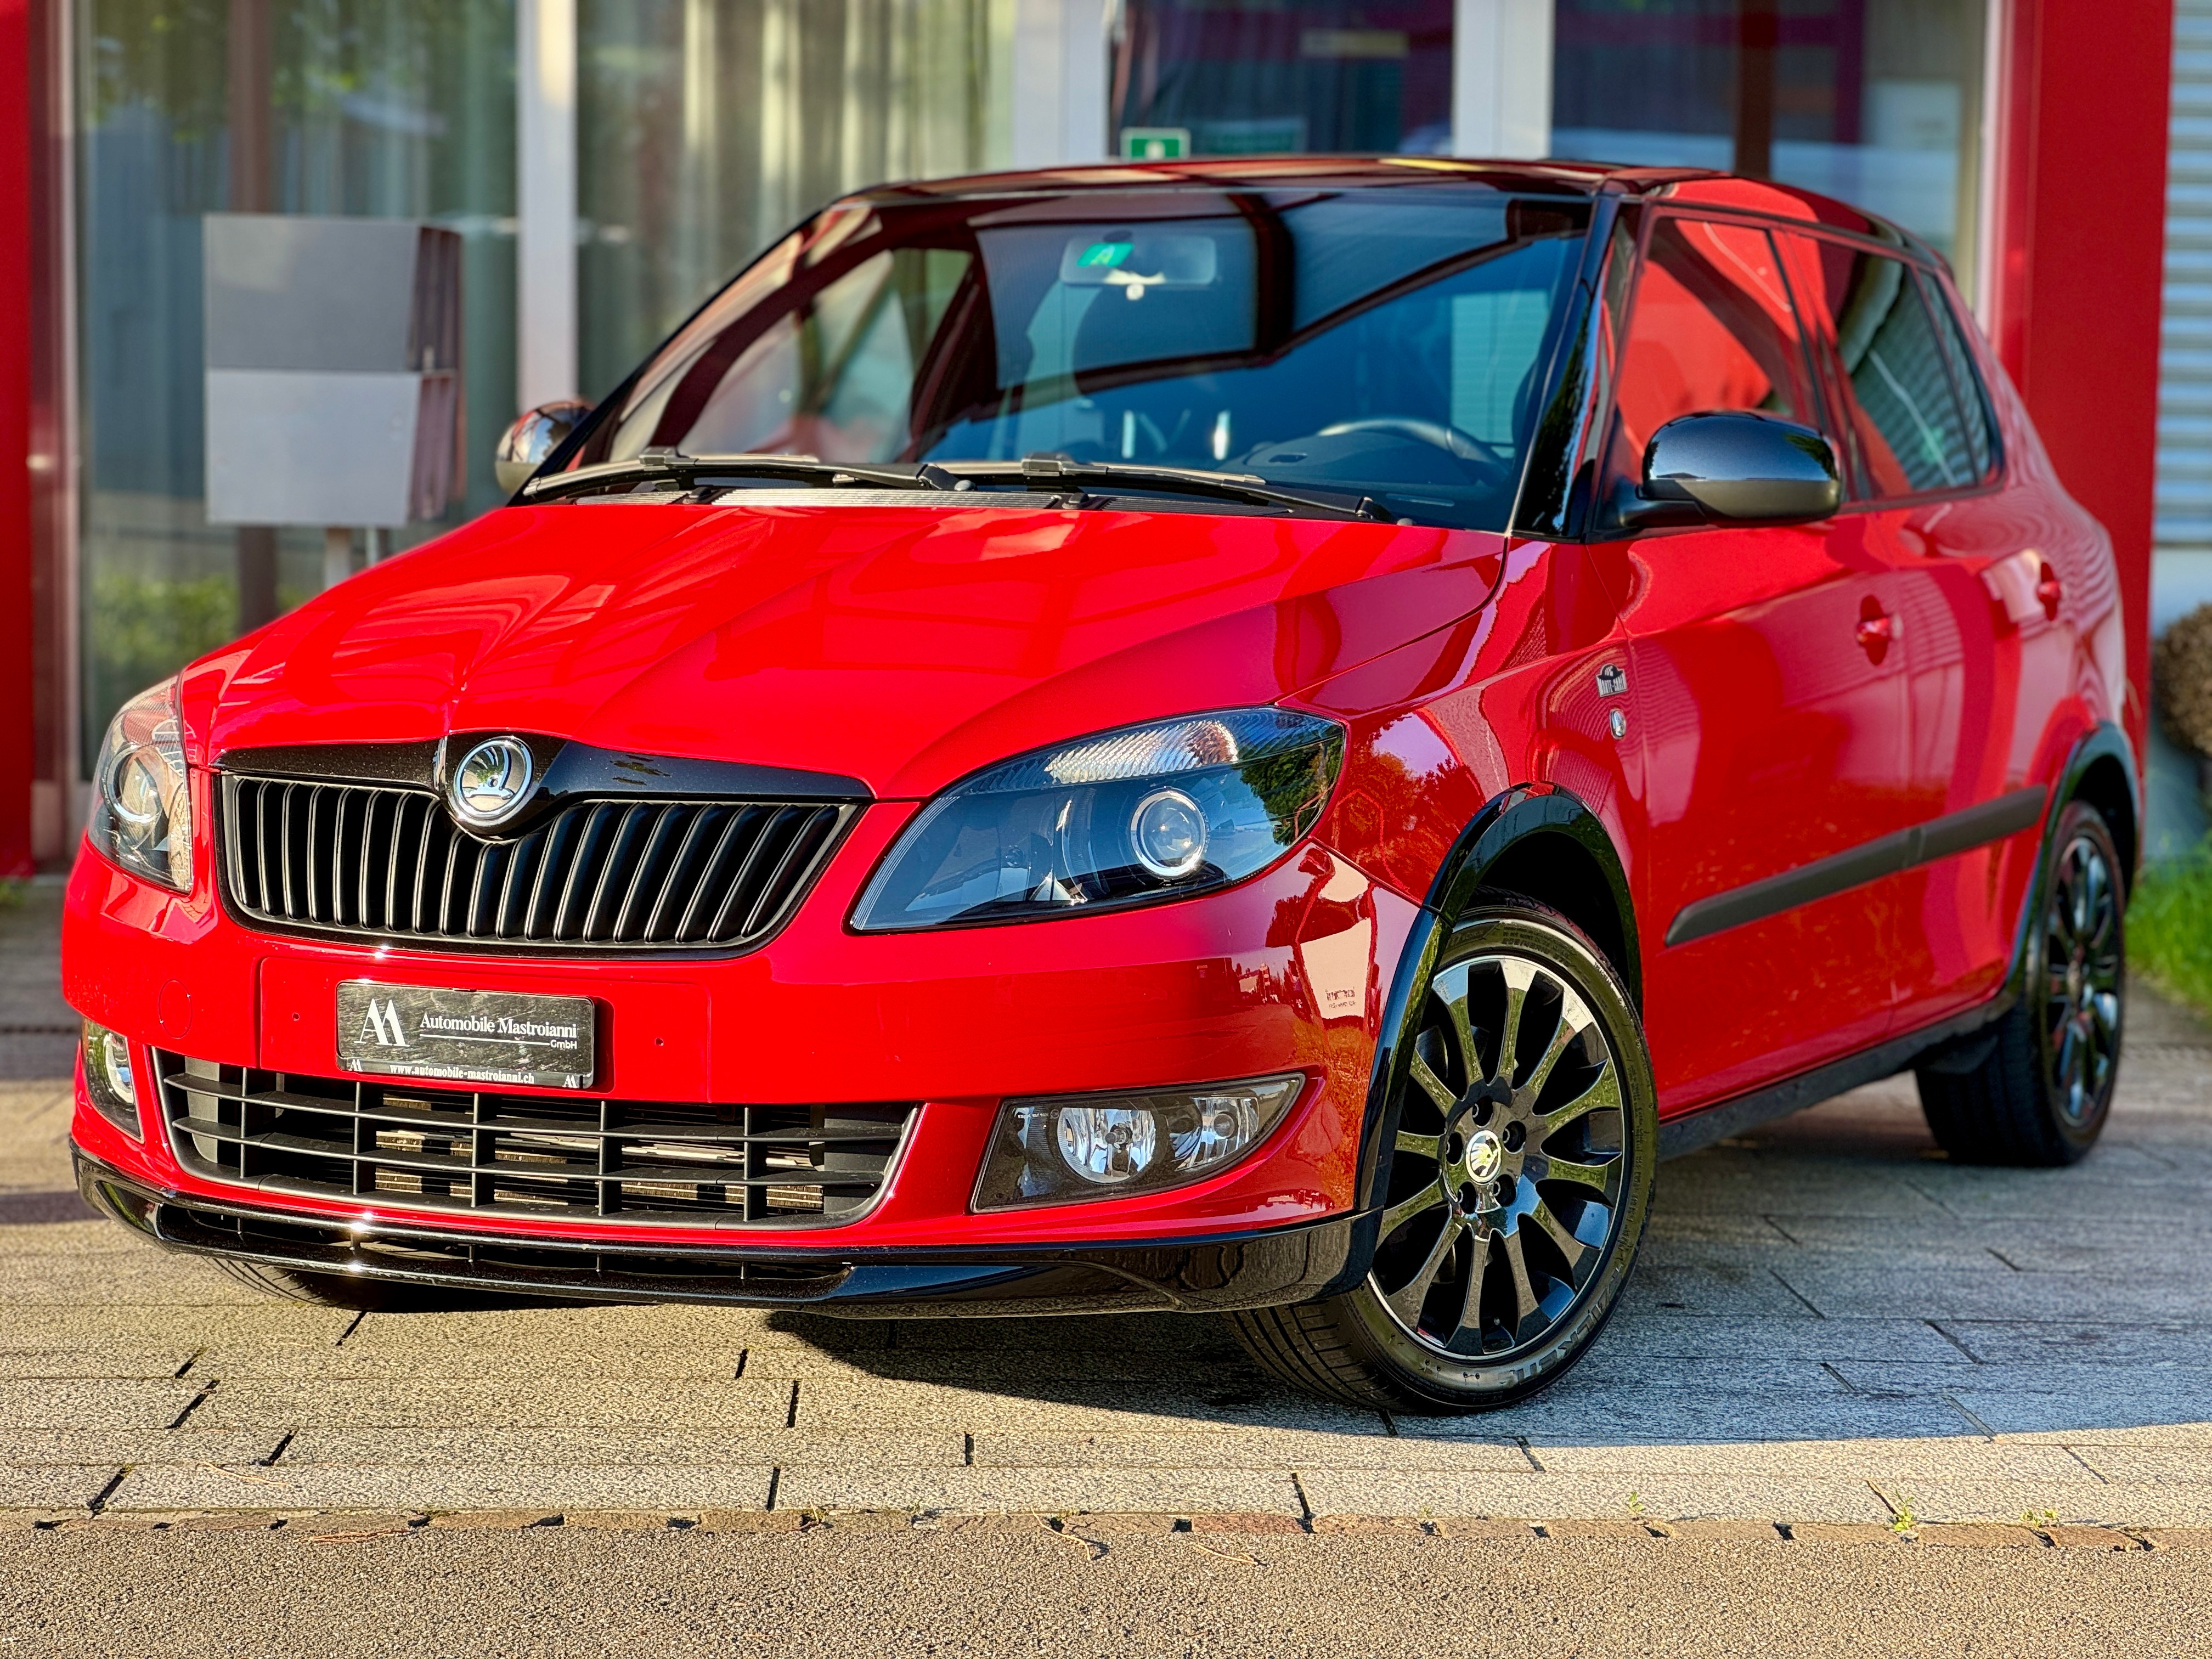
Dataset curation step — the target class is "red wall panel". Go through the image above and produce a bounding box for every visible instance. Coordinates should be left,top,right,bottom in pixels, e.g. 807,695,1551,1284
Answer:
1987,0,2173,776
0,0,34,876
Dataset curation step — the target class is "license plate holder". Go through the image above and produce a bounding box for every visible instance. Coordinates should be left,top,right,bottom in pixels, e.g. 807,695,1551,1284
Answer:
335,982,597,1090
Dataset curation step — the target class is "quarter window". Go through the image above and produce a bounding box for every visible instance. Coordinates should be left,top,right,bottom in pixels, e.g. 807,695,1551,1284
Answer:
1784,237,1985,500
1921,275,1999,482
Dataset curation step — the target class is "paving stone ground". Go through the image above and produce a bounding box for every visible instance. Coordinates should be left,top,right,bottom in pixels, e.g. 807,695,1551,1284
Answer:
5,882,2212,1528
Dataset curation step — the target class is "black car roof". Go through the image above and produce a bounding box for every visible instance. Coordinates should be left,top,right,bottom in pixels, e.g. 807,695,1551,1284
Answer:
859,155,1927,269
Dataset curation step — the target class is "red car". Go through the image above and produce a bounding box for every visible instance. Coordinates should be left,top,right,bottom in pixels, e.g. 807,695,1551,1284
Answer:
65,159,2135,1413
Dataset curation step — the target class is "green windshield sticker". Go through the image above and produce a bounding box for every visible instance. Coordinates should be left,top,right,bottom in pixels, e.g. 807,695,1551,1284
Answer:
1078,241,1133,269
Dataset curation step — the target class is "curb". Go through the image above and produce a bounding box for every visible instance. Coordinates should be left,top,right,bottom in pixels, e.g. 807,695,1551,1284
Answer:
3,1509,2204,1549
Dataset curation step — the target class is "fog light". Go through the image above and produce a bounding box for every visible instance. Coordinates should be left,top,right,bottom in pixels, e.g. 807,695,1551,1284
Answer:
1056,1106,1159,1184
80,1021,142,1138
972,1073,1306,1210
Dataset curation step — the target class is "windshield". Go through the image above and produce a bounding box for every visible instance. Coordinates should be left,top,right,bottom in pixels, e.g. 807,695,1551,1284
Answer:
573,187,1592,530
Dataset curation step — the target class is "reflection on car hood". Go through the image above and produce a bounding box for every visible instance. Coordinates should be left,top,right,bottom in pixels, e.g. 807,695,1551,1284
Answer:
189,503,1506,797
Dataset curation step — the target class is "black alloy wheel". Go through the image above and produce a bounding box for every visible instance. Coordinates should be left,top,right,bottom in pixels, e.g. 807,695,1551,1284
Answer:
1370,948,1630,1355
2041,821,2124,1128
1918,799,2126,1166
1229,896,1657,1413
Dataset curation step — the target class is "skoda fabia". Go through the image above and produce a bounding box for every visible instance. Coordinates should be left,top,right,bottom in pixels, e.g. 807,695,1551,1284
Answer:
65,159,2136,1412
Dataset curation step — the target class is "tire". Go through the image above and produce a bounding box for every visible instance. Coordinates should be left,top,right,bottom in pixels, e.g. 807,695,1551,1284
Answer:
1916,799,2125,1166
1229,894,1658,1414
208,1257,490,1311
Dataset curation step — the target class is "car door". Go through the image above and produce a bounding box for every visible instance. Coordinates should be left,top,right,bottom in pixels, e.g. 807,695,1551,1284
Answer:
1609,213,1920,1113
1779,232,2072,1028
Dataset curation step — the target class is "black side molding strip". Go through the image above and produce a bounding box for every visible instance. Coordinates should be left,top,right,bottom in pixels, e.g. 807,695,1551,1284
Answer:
1665,785,2049,947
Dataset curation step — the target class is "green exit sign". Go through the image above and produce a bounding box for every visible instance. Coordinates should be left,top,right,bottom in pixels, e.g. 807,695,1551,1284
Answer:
1120,127,1190,161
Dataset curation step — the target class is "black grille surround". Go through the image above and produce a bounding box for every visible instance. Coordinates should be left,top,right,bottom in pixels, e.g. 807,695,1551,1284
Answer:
214,741,865,956
154,1051,916,1229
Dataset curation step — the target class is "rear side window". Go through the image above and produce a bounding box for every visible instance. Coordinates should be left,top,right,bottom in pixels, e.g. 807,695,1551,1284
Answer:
1782,235,1985,499
1607,215,1821,486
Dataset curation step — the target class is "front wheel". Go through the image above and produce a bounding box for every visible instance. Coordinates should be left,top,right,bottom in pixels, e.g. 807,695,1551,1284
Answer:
1230,896,1657,1414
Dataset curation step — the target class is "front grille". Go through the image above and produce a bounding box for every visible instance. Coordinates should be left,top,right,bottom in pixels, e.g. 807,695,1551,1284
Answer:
154,1051,914,1228
218,774,854,953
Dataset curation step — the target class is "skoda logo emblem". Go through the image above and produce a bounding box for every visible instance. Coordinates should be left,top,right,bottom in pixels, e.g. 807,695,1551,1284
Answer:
448,737,535,829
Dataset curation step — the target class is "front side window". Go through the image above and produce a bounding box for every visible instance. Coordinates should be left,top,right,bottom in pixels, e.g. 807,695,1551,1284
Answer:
1605,215,1821,490
575,188,1593,531
1782,235,1985,500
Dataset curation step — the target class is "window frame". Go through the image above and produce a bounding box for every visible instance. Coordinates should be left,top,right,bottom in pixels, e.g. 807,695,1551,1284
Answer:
1578,205,2007,538
1589,206,1835,527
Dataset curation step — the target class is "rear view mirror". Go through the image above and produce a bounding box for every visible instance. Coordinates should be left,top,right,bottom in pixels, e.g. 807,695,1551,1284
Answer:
495,400,594,496
1621,411,1841,528
1058,234,1220,297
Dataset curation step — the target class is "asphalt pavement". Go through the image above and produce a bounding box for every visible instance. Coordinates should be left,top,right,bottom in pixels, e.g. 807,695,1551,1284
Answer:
4,1521,2209,1658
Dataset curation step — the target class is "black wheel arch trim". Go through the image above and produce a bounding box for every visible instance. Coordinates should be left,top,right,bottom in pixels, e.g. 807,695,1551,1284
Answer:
1423,785,1640,1002
1339,783,1641,1289
2039,721,2141,888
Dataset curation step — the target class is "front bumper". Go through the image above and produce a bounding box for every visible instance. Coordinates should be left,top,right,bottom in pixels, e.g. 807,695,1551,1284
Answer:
73,1147,1369,1315
66,814,1418,1257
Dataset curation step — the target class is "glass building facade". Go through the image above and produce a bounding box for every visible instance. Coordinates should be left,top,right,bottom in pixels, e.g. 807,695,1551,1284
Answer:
1549,0,1988,273
68,0,1010,780
75,0,517,768
48,0,1994,830
1112,2,1458,156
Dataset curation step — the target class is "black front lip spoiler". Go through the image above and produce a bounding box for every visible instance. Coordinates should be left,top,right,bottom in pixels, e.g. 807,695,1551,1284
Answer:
72,1149,1367,1317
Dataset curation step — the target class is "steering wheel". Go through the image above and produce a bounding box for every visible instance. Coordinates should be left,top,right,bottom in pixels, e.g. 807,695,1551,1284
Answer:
1317,417,1514,481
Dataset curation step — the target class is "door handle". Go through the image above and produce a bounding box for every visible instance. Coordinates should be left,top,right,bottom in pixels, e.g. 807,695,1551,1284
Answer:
2035,562,2062,618
1854,599,1900,663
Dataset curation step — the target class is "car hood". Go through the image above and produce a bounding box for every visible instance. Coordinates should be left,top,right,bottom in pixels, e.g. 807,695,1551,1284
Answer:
189,501,1506,797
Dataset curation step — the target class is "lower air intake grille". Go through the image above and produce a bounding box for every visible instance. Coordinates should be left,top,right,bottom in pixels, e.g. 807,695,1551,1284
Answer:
154,1051,913,1228
218,774,854,953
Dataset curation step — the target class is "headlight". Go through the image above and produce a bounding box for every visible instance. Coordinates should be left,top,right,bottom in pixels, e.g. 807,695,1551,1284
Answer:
972,1074,1307,1210
89,678,194,893
851,708,1344,930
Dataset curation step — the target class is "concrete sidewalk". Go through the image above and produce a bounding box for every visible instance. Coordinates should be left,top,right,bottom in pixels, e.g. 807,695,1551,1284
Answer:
4,880,2211,1530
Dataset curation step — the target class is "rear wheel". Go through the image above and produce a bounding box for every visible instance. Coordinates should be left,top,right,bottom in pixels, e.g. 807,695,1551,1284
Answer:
1917,799,2125,1166
1230,897,1657,1414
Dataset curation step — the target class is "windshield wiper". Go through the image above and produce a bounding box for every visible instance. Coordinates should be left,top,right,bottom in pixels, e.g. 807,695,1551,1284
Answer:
521,448,953,503
524,448,1396,523
938,456,1389,522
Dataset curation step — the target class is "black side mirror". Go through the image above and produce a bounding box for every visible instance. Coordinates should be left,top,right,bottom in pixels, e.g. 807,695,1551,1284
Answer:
1618,411,1841,529
495,400,595,497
